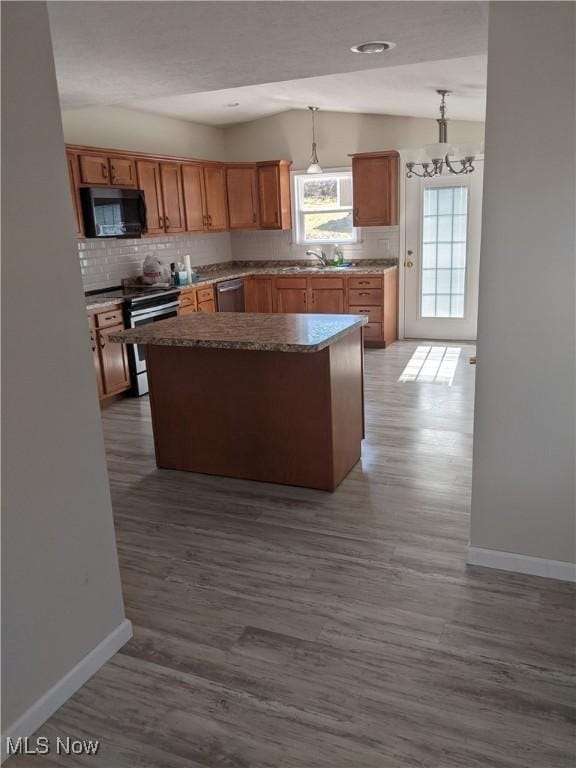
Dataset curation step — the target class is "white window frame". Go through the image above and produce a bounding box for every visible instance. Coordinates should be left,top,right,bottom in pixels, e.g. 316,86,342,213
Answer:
291,168,359,246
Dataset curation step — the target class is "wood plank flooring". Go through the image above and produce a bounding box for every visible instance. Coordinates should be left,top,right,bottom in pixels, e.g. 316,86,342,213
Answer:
14,342,575,767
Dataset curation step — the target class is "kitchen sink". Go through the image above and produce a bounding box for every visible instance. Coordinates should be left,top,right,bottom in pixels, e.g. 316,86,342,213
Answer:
280,264,353,273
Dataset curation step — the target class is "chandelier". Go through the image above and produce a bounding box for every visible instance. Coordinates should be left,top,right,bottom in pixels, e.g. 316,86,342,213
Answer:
400,90,483,178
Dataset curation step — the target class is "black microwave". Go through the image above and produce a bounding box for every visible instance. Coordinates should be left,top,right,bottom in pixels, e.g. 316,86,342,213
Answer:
80,187,147,238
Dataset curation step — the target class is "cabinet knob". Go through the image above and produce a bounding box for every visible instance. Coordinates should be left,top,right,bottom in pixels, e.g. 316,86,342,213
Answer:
102,163,108,180
165,216,170,229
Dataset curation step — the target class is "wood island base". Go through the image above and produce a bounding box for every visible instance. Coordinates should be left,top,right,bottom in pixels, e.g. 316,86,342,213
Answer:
146,329,364,491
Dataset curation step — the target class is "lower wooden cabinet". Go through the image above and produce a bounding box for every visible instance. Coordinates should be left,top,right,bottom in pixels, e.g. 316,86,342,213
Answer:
275,278,308,313
88,306,130,403
245,277,274,313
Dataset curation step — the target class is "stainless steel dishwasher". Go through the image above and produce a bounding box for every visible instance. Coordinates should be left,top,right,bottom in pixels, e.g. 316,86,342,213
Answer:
216,278,245,312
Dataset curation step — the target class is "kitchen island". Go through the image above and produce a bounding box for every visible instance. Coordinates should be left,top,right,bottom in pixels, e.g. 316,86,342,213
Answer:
109,312,367,491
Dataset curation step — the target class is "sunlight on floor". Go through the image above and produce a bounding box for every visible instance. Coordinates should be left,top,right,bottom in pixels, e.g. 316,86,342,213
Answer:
398,346,462,385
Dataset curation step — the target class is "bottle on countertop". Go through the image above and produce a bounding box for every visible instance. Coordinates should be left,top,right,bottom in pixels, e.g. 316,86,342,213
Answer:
333,245,344,266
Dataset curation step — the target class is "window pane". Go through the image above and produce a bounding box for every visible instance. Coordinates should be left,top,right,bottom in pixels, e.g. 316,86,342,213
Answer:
437,215,453,241
451,295,465,317
423,216,437,242
422,269,436,293
423,189,438,215
422,243,437,268
437,243,452,268
302,178,338,210
453,214,467,241
421,295,436,317
419,185,469,319
436,269,451,293
303,210,354,242
438,188,453,214
339,176,353,207
453,186,468,214
451,268,466,293
452,242,467,268
436,295,451,317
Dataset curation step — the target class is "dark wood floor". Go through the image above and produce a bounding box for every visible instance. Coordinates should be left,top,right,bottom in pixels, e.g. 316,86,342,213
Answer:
16,342,575,767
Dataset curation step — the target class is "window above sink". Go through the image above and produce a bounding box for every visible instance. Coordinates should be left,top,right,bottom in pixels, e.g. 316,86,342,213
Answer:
292,169,359,246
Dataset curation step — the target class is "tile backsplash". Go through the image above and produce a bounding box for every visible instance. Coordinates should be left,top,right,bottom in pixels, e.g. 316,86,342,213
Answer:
79,232,233,291
78,226,399,291
230,226,400,263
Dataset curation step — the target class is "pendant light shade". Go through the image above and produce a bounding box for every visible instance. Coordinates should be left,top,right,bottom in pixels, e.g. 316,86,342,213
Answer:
306,106,323,174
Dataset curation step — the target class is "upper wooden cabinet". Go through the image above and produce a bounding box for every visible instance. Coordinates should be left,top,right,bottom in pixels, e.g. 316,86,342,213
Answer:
79,153,137,187
109,156,137,187
202,165,228,231
226,166,259,230
136,160,164,234
182,164,206,232
66,144,292,238
159,163,186,233
257,161,292,230
351,151,399,227
66,151,84,237
79,154,110,185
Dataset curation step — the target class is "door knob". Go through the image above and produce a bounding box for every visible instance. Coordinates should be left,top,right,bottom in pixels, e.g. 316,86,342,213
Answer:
405,260,414,268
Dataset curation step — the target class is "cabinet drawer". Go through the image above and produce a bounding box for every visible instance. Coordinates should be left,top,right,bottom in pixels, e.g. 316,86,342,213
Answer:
310,276,345,290
179,293,195,308
196,286,214,303
349,305,382,323
275,277,308,290
349,276,383,289
197,298,216,313
363,322,384,341
348,288,383,306
95,308,123,328
179,305,196,316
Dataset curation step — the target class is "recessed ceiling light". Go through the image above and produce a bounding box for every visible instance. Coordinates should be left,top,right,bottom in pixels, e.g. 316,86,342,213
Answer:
226,102,240,108
350,41,396,54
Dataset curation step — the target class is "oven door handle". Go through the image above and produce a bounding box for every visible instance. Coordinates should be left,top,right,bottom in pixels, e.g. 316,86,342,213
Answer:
128,300,180,322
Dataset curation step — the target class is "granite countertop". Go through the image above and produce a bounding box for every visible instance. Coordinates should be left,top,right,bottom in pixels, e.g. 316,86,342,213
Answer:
108,312,368,353
85,262,398,307
85,296,124,310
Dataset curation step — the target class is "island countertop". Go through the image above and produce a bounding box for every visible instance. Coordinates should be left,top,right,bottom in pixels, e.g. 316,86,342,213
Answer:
108,312,368,353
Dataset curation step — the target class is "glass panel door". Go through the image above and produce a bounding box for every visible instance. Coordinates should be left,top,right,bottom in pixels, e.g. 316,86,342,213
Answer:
403,162,483,341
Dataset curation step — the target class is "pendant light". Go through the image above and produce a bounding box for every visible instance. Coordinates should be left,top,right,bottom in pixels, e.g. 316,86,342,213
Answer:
306,106,323,174
400,90,484,178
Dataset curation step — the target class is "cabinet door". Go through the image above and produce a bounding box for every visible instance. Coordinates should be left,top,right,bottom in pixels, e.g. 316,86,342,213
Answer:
203,166,228,231
226,166,259,230
276,289,308,314
136,160,164,234
245,278,274,313
66,152,84,237
182,164,206,232
257,165,281,229
97,324,130,396
79,154,110,185
159,163,186,233
109,156,137,187
310,289,345,314
352,153,399,226
197,298,216,313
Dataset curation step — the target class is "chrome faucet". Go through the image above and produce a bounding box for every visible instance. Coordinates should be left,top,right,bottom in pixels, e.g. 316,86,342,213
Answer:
306,249,329,267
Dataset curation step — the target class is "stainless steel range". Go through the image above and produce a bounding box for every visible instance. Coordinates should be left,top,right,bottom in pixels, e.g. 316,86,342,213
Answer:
121,286,180,395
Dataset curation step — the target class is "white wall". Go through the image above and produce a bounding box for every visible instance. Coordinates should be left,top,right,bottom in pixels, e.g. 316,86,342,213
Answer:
470,2,575,572
2,0,130,740
224,109,485,169
62,105,226,159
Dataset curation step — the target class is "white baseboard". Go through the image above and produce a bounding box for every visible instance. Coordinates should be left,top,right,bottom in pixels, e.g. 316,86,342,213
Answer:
1,618,133,763
467,546,576,582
